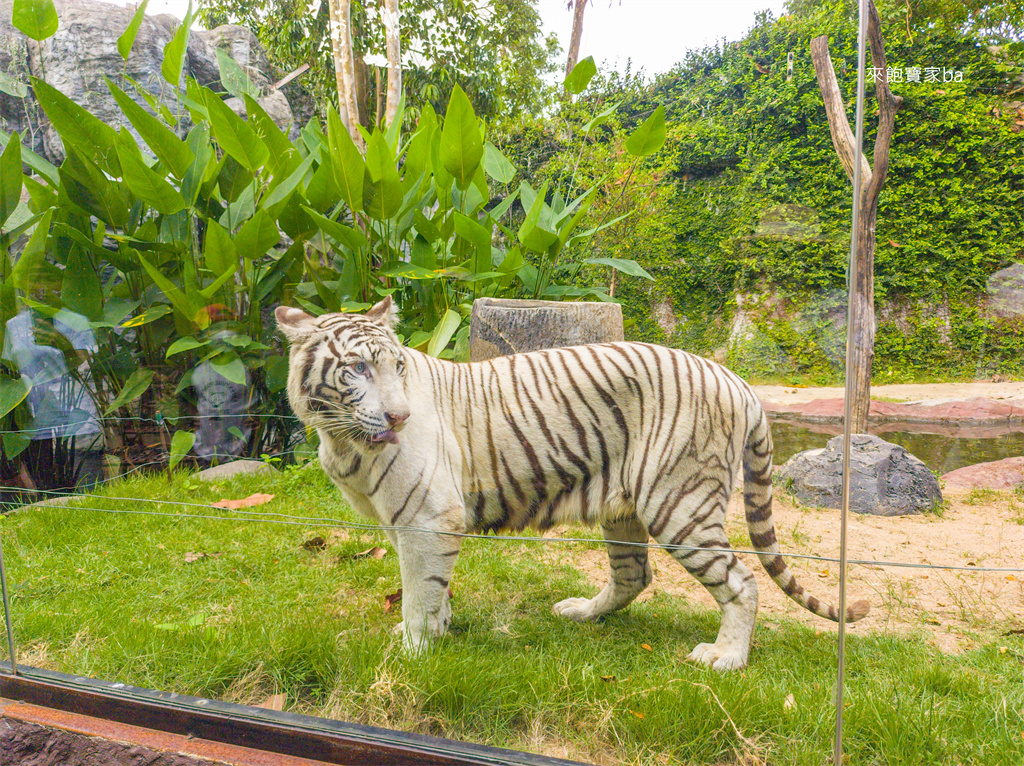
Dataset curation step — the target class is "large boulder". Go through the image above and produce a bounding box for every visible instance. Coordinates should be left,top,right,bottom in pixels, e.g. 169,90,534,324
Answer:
0,0,295,163
776,433,942,516
942,456,1024,491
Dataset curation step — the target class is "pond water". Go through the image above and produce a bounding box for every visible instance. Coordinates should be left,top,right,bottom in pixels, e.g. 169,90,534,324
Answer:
769,418,1024,474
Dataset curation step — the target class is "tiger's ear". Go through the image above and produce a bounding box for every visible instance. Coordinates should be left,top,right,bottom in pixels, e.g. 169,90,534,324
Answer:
275,306,316,343
364,295,398,329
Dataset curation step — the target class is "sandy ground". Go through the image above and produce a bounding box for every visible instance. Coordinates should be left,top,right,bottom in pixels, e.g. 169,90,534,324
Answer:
753,380,1024,406
562,481,1023,654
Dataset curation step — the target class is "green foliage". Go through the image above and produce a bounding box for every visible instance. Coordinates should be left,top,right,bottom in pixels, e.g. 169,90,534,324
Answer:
502,4,1023,380
11,0,59,42
0,22,655,487
196,0,561,126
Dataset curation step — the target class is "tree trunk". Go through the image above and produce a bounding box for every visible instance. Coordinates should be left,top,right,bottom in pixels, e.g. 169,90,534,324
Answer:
327,0,364,149
565,0,588,78
383,0,402,126
810,0,900,433
469,298,623,362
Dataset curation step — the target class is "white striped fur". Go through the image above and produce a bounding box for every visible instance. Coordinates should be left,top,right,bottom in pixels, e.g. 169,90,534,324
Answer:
277,298,869,670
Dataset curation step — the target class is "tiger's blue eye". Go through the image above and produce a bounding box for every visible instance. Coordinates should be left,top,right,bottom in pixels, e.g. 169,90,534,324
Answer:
353,361,368,374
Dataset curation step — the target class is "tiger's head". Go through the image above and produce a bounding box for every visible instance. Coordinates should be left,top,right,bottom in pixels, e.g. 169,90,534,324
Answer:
275,296,411,450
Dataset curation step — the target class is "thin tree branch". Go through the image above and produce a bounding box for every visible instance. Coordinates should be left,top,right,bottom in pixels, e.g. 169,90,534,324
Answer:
810,35,872,187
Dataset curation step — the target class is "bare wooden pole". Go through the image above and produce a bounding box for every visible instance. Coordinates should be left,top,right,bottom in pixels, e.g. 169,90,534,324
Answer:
810,0,900,432
565,0,588,78
382,0,402,127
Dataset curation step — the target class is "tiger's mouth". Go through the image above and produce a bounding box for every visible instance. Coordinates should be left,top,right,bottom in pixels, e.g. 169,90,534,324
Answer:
369,429,399,445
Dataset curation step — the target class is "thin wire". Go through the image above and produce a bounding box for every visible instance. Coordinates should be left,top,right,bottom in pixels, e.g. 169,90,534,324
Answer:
0,412,301,435
837,1,871,762
7,490,1024,574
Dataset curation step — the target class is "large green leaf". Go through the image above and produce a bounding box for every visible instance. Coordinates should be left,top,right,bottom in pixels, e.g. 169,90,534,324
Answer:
107,79,193,178
0,375,30,419
564,56,597,95
120,304,173,329
517,181,558,254
216,47,259,99
136,252,201,326
32,78,120,175
625,105,667,158
439,85,483,189
166,336,209,357
61,247,103,320
362,131,402,220
168,429,195,471
584,257,654,280
10,208,51,291
326,106,364,213
235,208,280,259
60,149,130,228
453,211,491,275
12,0,58,41
161,4,192,86
426,309,461,358
102,368,155,416
115,139,187,214
0,71,28,99
244,94,300,179
301,206,367,251
209,353,247,385
117,0,150,61
482,142,516,185
203,88,269,172
1,128,57,185
0,133,22,229
203,220,237,277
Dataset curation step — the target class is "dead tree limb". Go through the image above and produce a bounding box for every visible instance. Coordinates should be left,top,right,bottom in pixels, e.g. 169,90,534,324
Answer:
810,1,901,432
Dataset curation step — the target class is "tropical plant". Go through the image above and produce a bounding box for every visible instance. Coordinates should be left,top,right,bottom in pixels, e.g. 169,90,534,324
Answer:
0,9,661,494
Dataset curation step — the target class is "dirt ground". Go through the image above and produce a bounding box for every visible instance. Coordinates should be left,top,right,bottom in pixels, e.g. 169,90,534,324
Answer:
565,380,1024,654
752,379,1023,406
566,485,1023,653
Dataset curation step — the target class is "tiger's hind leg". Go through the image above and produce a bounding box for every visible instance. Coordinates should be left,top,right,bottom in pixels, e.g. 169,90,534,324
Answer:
553,515,652,621
648,493,759,671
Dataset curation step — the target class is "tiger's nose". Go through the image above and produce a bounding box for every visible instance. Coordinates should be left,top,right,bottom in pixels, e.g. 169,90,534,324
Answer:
386,411,409,427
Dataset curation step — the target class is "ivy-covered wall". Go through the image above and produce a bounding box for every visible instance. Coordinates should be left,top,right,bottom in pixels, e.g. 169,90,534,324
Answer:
502,1,1024,383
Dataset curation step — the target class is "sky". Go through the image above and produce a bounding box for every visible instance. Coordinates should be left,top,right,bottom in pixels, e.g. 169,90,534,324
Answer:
112,0,790,77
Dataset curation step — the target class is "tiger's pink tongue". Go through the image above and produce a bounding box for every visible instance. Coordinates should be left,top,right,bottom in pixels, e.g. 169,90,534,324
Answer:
372,430,399,444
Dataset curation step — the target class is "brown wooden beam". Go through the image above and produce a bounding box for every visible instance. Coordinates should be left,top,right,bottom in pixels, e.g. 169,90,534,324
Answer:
0,664,588,766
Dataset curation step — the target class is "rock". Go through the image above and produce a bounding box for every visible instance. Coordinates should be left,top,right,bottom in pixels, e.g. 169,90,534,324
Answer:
777,433,942,516
942,457,1024,491
0,0,294,164
469,298,624,362
765,396,1024,425
652,296,679,338
194,459,272,481
986,263,1024,319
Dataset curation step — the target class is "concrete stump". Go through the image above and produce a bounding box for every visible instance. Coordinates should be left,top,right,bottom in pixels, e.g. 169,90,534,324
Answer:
469,298,624,362
776,433,942,516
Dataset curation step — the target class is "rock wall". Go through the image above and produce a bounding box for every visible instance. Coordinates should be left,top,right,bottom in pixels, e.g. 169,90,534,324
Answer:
0,0,296,164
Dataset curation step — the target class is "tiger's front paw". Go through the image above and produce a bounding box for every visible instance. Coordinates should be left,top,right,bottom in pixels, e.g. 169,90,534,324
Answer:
686,642,748,672
552,597,598,622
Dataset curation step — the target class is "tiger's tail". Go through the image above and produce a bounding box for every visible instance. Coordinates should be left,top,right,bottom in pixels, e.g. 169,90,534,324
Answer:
742,410,870,623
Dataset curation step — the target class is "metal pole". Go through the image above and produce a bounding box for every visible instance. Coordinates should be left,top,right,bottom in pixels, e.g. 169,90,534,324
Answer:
836,0,870,762
0,522,17,675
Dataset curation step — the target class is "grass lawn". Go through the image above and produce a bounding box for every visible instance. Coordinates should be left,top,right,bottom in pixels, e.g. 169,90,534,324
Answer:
1,464,1022,765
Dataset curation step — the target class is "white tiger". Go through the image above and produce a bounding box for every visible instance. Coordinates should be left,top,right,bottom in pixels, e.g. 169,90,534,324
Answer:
276,297,868,671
